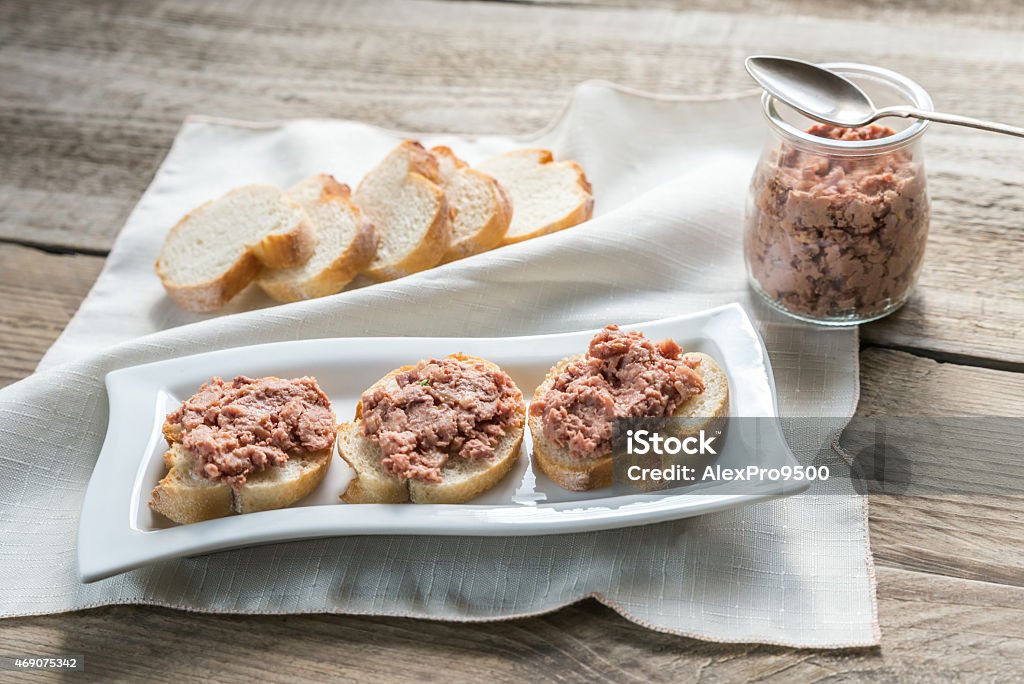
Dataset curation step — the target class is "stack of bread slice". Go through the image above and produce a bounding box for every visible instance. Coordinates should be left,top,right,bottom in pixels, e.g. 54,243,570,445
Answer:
478,149,593,245
156,142,595,312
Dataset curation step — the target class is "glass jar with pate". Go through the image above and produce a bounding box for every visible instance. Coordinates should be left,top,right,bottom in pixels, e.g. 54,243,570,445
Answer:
744,63,933,325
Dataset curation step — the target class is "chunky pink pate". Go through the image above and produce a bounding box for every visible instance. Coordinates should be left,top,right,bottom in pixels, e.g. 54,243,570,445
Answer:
746,123,929,319
529,326,705,460
167,376,335,487
360,357,523,483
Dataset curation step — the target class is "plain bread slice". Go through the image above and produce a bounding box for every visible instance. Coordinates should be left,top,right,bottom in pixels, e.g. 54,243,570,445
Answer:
257,174,378,302
155,184,315,312
478,149,593,245
354,141,452,281
431,146,512,262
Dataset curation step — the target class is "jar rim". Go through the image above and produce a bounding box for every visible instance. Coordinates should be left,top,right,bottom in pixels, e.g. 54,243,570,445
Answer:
761,62,934,155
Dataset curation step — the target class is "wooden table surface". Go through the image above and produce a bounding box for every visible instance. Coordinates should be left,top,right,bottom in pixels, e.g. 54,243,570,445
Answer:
1,1,1022,681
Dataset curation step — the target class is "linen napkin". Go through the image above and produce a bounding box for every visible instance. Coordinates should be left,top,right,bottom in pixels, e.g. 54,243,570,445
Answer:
0,82,877,647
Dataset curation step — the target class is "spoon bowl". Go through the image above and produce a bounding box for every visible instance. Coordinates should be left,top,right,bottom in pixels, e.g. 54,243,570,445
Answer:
745,55,1024,138
745,56,878,127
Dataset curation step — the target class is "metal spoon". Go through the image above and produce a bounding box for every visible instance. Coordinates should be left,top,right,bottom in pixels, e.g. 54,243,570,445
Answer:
745,55,1024,138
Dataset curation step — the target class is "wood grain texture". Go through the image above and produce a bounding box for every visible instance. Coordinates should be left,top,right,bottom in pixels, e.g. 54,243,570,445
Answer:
0,244,104,387
859,348,1024,417
2,0,1024,681
857,349,1024,587
522,0,1024,30
861,132,1024,367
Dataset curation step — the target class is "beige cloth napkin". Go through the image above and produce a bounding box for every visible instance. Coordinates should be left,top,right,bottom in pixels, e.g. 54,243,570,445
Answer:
0,82,877,647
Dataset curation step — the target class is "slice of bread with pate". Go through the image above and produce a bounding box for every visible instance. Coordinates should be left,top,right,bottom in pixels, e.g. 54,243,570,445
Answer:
338,354,526,504
155,184,316,312
430,146,513,262
150,375,335,524
530,351,729,492
354,141,452,281
478,148,594,245
257,174,378,302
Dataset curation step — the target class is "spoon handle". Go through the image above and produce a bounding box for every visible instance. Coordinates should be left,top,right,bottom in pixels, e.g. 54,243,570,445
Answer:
877,106,1024,138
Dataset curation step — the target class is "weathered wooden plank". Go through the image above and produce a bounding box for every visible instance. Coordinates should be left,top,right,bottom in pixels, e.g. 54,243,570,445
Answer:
0,244,104,388
515,0,1024,30
858,348,1024,417
857,348,1024,586
0,567,1020,682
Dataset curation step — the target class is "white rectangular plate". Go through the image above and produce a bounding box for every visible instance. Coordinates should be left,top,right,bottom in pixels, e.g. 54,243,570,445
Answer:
78,303,807,582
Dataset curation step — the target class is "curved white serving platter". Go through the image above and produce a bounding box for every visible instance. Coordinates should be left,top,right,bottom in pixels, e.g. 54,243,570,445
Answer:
78,303,807,582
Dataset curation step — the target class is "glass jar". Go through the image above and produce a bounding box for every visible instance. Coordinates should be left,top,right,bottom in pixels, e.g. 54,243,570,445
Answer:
744,63,933,325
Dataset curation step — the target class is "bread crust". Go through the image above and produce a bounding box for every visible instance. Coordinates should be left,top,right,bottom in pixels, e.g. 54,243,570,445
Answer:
431,146,514,262
337,354,526,504
529,351,729,492
314,174,349,198
150,447,234,523
260,217,377,302
149,444,332,524
235,448,332,514
336,423,410,504
362,183,450,281
405,139,442,184
359,141,453,282
155,185,315,312
249,216,316,268
258,177,379,302
485,149,594,246
157,250,261,313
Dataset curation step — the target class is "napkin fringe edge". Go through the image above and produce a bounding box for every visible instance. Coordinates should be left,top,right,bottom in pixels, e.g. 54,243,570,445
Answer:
0,589,879,649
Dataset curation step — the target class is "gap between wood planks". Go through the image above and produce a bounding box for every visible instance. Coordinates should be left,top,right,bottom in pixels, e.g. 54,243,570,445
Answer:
860,342,1024,375
0,236,109,258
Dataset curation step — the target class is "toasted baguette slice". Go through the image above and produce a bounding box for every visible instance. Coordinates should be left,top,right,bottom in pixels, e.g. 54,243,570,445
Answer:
149,443,331,524
430,146,512,262
338,354,526,504
354,141,452,281
478,149,594,245
529,351,729,492
257,174,378,302
155,184,316,312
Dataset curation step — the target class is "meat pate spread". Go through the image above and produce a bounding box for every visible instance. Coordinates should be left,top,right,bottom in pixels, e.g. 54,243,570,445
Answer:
167,375,335,487
360,357,524,483
746,123,929,319
529,326,705,460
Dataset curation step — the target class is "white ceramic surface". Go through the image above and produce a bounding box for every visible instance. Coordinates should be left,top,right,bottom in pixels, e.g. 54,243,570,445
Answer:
78,304,807,582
